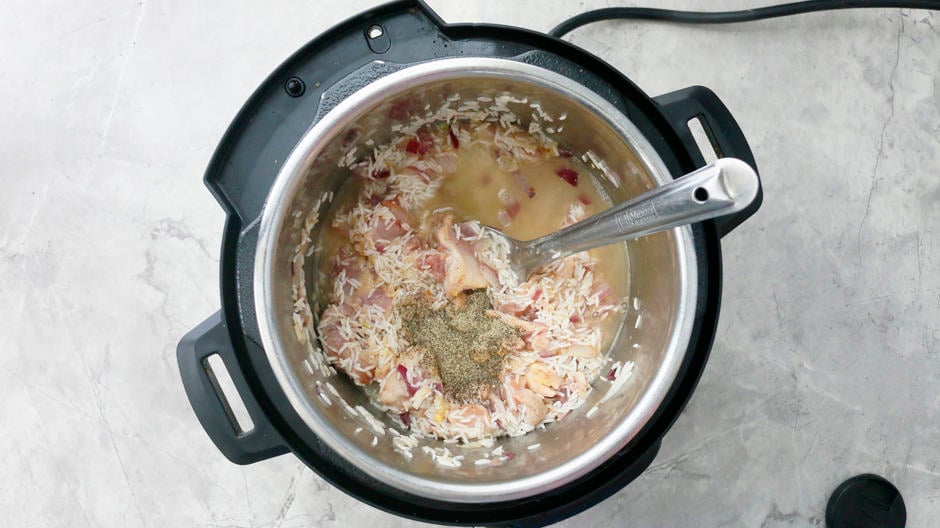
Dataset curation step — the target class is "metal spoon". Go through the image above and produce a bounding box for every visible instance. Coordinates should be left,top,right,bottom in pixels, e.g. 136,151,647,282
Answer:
488,157,760,282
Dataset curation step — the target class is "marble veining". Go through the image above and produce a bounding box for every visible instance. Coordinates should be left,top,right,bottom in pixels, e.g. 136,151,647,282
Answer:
1,1,937,526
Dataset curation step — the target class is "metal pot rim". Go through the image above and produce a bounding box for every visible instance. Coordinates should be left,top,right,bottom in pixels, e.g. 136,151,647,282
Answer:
253,57,698,502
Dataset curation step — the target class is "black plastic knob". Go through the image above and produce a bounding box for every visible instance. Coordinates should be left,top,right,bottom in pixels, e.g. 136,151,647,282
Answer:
284,77,305,98
826,474,905,528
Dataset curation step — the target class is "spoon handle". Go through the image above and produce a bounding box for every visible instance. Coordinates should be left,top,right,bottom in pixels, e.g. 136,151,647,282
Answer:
513,158,759,275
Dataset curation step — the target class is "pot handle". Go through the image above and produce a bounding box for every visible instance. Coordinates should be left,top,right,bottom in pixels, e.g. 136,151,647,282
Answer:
177,312,289,464
653,86,763,237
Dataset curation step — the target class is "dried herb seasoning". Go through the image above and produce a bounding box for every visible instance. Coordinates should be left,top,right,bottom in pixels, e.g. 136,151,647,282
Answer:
401,289,519,403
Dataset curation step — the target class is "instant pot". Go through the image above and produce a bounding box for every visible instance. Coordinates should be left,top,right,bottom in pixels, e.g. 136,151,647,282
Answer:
177,1,763,525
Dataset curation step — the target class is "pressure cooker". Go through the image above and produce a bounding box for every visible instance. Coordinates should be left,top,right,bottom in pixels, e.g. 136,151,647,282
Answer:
178,1,763,525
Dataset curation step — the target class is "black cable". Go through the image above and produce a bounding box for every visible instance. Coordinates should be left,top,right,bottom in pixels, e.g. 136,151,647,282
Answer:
548,0,940,38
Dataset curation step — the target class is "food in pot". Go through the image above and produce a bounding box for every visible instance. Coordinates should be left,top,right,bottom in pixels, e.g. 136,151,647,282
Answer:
302,97,628,442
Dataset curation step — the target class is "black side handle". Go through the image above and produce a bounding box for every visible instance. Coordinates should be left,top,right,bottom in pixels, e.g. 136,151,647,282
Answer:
653,86,763,237
177,312,289,464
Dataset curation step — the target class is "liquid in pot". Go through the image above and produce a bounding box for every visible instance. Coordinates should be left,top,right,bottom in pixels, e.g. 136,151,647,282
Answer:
305,115,631,444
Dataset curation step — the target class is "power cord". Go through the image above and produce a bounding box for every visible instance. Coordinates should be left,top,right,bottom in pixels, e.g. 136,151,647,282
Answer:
549,0,940,38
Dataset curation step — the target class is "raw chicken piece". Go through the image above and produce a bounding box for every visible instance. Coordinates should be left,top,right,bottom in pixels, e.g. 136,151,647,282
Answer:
487,310,544,334
503,375,548,427
378,369,410,411
378,353,429,411
364,287,393,314
525,362,562,398
331,251,374,303
317,305,375,385
528,332,551,353
416,250,446,280
566,344,598,359
436,216,490,297
569,371,589,396
448,404,496,436
368,200,410,243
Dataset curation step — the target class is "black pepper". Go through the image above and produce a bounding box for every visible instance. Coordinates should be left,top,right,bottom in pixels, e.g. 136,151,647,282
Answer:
400,289,519,403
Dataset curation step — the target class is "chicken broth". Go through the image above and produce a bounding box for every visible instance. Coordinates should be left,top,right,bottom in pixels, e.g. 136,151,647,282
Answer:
303,114,630,443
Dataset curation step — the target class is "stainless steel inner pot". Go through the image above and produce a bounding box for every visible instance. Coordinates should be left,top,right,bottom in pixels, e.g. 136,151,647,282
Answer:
254,58,698,502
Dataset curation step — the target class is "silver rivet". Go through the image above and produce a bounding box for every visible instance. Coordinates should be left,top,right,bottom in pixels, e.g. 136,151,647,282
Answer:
367,25,383,39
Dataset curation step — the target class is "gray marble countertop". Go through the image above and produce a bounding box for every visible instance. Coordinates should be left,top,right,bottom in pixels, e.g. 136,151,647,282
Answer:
2,1,937,526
